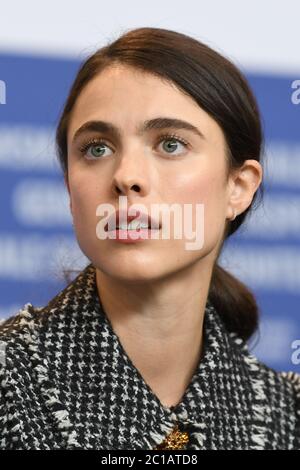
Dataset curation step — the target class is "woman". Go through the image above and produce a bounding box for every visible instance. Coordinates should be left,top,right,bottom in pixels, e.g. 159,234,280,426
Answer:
0,27,299,450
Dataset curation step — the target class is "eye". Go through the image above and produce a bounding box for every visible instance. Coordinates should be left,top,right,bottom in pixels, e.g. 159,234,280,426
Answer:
157,134,189,156
79,138,113,160
78,133,190,160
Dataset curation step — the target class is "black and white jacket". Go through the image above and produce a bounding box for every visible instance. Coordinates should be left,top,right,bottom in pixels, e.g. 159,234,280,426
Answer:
0,263,299,450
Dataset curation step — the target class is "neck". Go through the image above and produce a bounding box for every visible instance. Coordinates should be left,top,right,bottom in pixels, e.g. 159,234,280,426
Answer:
95,259,213,408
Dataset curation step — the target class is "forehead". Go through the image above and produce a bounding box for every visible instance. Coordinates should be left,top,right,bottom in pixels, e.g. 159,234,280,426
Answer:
72,64,193,109
68,64,224,146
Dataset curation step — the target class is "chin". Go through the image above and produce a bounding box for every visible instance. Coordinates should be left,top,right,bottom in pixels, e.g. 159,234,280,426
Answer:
111,264,163,282
94,257,169,284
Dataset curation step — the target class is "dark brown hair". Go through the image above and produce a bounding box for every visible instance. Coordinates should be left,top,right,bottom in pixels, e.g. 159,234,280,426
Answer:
56,27,264,341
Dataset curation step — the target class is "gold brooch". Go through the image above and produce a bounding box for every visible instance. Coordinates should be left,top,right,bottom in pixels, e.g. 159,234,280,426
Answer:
154,423,189,450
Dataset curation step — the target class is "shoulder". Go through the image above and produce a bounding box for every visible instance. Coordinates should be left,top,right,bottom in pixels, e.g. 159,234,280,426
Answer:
0,303,43,447
0,297,68,386
279,371,300,423
0,302,41,348
228,329,300,401
0,298,74,449
227,330,300,448
279,370,300,398
0,269,80,347
278,371,300,447
0,265,94,383
0,302,46,389
0,266,91,394
0,287,73,371
0,302,44,351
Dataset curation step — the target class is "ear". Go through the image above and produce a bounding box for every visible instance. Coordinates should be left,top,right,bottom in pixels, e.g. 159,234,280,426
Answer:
64,172,73,216
226,160,263,220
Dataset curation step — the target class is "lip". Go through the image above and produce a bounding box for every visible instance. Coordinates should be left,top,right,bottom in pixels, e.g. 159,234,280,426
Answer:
106,227,159,243
105,208,161,232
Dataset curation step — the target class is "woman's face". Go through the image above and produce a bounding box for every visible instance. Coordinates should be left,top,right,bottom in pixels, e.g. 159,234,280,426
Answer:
66,65,240,283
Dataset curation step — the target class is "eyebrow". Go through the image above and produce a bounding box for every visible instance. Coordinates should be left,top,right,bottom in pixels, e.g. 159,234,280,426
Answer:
72,117,205,143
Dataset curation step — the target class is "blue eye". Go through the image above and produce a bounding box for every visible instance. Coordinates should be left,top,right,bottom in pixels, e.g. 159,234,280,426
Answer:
159,135,188,155
79,139,113,159
78,133,190,160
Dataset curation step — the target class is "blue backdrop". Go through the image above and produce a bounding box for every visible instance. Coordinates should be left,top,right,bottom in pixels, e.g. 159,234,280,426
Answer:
0,53,299,372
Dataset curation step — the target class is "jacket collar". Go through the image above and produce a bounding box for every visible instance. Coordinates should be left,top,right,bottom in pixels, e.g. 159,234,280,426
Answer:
15,263,287,449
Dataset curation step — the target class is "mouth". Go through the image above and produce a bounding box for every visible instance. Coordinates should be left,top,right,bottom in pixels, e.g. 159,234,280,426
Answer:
106,226,160,231
104,210,161,232
104,223,161,232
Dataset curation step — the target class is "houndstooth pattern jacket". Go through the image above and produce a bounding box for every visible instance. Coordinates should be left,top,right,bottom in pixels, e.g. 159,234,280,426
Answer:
0,263,299,450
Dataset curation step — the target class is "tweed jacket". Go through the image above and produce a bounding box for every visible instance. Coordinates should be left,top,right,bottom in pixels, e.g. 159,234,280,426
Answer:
0,263,299,450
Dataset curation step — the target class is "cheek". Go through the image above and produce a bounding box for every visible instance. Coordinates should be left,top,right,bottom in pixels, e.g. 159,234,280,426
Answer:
171,168,224,208
170,170,227,245
68,171,101,231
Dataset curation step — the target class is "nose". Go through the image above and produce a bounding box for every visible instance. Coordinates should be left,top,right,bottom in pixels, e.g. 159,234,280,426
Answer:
111,148,151,198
